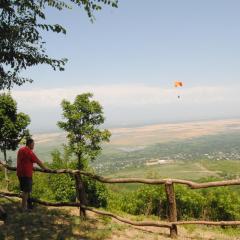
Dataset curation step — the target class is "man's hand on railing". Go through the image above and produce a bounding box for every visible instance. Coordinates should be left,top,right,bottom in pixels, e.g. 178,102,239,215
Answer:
35,166,51,172
35,158,49,171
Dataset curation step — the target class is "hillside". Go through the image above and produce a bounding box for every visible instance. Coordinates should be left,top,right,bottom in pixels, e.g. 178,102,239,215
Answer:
0,199,240,240
1,119,240,239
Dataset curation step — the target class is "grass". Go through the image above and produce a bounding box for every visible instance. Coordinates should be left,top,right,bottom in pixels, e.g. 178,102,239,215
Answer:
0,199,169,240
1,199,240,239
183,224,240,239
108,161,217,180
0,199,116,240
201,160,240,176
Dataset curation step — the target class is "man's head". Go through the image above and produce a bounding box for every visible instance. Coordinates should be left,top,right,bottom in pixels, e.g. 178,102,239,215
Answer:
26,138,34,150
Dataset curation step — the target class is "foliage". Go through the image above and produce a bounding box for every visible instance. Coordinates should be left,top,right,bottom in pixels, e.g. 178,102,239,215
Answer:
201,187,240,221
30,173,56,201
58,93,111,170
83,175,108,208
46,149,76,202
49,149,109,207
51,148,109,207
0,93,30,161
175,186,206,219
108,183,240,221
0,0,118,89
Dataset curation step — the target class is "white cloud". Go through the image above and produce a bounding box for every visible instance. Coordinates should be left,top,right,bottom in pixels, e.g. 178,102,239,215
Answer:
11,84,240,109
7,83,240,131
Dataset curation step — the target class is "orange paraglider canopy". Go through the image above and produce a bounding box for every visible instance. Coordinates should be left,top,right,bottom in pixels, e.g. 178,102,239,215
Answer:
174,81,183,87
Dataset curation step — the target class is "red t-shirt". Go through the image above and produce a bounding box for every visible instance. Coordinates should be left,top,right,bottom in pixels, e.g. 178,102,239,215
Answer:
17,146,38,177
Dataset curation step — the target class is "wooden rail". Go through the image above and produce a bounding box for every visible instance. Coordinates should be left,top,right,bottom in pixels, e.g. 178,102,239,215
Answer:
1,160,240,189
0,191,172,228
2,191,240,228
1,160,240,238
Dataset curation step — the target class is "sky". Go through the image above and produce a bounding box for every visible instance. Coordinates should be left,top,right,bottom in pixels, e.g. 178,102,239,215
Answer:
9,0,240,132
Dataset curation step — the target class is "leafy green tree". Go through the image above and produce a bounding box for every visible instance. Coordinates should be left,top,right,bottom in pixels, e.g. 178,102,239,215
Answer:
0,93,30,187
58,93,110,216
0,0,118,89
58,93,111,170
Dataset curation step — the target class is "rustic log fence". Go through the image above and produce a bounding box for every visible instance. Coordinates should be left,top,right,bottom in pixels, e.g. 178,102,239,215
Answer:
1,160,240,238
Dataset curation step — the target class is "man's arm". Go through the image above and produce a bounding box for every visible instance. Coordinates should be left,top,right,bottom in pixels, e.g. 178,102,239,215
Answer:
35,158,49,171
30,151,49,171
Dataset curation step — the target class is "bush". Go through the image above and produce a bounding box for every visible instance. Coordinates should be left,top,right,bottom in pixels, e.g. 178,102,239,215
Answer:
175,185,206,220
114,185,167,217
202,188,240,221
45,149,108,206
108,184,240,221
83,177,108,208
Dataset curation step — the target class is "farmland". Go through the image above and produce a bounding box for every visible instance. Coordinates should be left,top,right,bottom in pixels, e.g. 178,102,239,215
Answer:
2,118,240,180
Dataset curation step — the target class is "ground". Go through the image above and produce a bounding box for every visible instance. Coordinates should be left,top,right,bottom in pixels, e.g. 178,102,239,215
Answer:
0,200,240,240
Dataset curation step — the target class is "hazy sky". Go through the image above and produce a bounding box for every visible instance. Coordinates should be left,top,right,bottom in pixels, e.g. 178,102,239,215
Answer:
10,0,240,132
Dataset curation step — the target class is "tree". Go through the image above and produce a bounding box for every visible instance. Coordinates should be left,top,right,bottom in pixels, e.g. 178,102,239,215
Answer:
58,92,111,170
58,93,111,217
0,93,30,188
47,149,108,207
0,0,118,90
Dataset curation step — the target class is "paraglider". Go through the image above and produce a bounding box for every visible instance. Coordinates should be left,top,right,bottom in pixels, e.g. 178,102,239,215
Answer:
174,81,183,88
174,81,183,99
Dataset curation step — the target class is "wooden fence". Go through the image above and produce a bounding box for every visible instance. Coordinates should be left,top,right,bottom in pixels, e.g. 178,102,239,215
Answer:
1,160,240,238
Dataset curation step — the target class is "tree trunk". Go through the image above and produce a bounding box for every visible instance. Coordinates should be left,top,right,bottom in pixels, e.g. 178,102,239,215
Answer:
77,153,84,170
74,153,88,218
3,149,9,191
75,172,87,218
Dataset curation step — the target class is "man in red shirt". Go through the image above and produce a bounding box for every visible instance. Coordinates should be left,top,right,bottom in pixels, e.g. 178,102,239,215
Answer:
17,138,48,211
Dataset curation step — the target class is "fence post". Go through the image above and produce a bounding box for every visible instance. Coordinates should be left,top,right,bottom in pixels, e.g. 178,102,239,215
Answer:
165,181,178,238
74,172,87,219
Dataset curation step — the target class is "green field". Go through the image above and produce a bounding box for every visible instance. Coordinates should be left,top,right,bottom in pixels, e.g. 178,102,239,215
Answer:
201,160,240,178
107,161,217,180
1,120,240,183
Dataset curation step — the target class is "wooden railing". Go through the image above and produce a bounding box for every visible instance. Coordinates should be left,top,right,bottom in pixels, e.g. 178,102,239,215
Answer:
1,160,240,238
